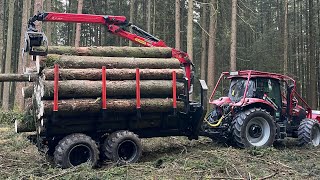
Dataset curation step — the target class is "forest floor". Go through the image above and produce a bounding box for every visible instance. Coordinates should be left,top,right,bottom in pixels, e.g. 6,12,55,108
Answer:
0,123,319,180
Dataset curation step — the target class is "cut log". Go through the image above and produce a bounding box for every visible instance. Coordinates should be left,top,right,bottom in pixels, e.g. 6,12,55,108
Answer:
42,46,173,58
15,120,36,133
23,80,184,99
41,54,181,69
42,98,183,115
0,73,37,82
43,68,184,80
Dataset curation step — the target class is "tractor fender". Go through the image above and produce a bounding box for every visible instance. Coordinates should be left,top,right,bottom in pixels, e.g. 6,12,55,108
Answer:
211,97,232,106
240,98,277,116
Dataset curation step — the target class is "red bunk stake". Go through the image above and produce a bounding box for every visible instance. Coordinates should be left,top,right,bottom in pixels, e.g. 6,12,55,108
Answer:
172,71,177,115
53,64,59,111
102,66,107,109
136,68,141,109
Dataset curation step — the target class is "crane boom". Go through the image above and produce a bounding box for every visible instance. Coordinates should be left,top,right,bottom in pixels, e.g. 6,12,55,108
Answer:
25,12,193,88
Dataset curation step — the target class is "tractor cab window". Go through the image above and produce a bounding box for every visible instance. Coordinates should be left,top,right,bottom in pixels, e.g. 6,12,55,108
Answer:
254,78,282,110
228,78,254,102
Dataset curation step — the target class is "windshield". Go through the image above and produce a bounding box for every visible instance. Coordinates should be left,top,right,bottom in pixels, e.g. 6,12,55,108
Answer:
228,78,254,102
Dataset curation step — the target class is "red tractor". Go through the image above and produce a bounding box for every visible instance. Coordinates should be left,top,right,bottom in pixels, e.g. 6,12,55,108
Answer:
201,70,320,148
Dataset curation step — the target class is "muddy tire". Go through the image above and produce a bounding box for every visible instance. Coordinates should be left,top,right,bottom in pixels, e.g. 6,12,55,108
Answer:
233,108,276,148
54,133,99,169
103,130,142,165
298,119,320,147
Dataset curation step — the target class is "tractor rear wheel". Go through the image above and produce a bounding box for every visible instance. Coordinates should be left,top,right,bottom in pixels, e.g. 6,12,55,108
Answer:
298,119,320,147
103,130,142,165
233,108,276,148
54,133,99,168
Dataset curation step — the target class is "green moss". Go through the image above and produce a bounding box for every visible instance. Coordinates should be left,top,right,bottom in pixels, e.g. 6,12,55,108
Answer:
45,54,61,67
0,110,24,124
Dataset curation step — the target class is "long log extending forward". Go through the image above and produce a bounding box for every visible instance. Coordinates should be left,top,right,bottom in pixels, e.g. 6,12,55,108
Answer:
0,73,37,82
41,55,181,69
43,46,173,58
23,80,184,99
43,98,184,115
43,68,184,80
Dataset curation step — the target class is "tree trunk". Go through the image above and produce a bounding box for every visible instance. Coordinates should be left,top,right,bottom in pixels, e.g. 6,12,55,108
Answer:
75,0,83,47
129,0,135,47
0,0,4,104
207,0,217,102
230,0,237,71
33,0,43,30
309,0,317,108
42,98,184,115
2,0,15,110
283,0,288,74
200,1,208,80
175,0,181,50
147,0,151,32
187,0,193,60
43,46,173,58
43,68,184,80
41,55,181,69
23,80,184,99
15,0,32,110
0,74,37,82
46,0,52,46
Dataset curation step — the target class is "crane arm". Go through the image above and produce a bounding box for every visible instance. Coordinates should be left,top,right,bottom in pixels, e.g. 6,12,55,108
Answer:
26,12,193,88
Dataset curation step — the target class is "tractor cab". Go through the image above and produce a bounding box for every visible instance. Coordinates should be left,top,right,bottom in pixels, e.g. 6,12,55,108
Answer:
201,70,320,148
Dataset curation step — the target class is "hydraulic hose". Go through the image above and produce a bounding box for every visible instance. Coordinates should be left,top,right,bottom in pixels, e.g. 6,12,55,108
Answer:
204,115,224,127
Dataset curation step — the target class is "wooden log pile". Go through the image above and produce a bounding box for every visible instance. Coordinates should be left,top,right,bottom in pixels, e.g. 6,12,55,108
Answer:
16,46,186,133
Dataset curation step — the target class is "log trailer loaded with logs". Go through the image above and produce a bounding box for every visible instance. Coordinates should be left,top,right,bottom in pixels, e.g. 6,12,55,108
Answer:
11,12,208,168
201,71,320,148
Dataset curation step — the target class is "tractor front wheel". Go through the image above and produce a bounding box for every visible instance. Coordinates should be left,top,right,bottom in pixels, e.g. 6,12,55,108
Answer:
233,108,276,148
298,119,320,147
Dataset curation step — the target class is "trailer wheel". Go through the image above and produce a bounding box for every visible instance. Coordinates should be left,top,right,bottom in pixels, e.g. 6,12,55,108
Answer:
298,119,320,147
233,108,276,148
54,133,99,168
103,130,142,165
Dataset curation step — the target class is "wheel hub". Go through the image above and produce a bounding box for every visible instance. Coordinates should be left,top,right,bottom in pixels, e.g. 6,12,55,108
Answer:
249,124,262,138
68,144,91,166
311,125,320,146
118,140,137,162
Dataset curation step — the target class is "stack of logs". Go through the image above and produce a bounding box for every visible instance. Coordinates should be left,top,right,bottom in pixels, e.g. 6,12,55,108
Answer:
16,46,186,132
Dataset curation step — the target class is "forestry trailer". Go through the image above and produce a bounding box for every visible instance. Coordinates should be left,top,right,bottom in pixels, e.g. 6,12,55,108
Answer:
201,70,320,148
21,12,208,168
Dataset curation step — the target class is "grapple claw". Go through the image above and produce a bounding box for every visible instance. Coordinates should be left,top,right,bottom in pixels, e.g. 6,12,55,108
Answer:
24,31,48,56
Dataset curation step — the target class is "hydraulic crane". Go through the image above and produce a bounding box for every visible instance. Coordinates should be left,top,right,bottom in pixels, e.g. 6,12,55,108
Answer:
25,12,193,88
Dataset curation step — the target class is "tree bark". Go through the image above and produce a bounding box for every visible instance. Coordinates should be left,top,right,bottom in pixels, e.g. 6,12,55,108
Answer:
42,98,184,115
2,0,15,110
283,0,288,74
230,0,237,71
46,0,52,46
129,0,135,47
23,80,184,99
175,0,181,50
41,55,181,69
207,0,217,102
0,74,37,82
0,0,5,104
200,1,208,80
147,0,152,32
43,68,184,80
43,46,173,58
75,0,83,47
187,0,194,60
15,0,32,110
309,0,317,108
33,0,43,30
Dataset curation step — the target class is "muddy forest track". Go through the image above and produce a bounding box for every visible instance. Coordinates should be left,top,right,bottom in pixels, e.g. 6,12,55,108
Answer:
0,124,319,179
